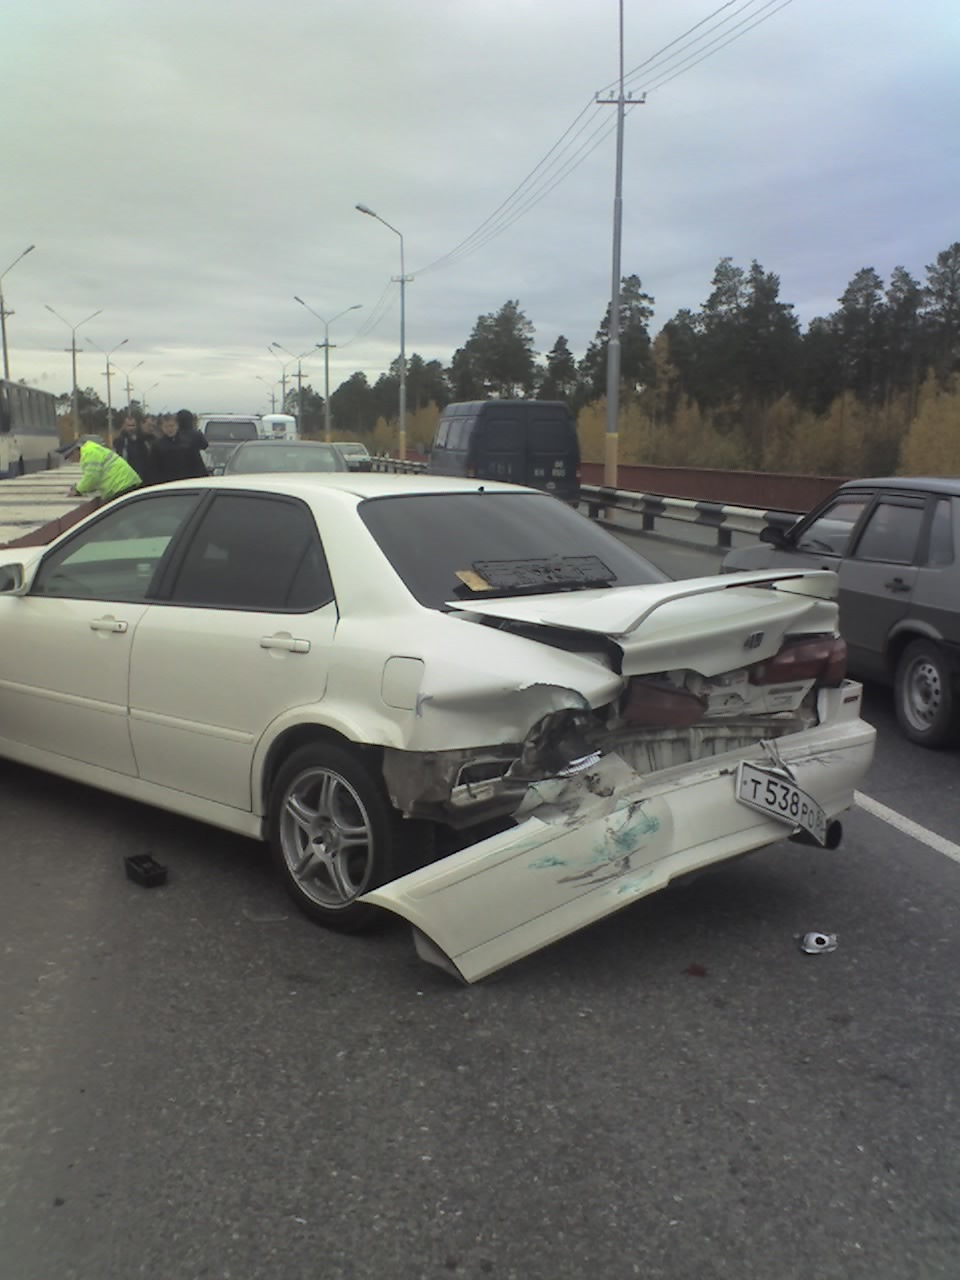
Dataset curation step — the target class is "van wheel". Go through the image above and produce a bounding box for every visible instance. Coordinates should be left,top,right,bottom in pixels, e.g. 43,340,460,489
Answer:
894,640,959,748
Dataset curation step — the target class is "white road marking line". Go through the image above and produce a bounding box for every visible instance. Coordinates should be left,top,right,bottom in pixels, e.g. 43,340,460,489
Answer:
855,791,960,865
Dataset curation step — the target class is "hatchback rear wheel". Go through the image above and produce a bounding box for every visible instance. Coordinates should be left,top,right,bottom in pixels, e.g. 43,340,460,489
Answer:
894,639,959,748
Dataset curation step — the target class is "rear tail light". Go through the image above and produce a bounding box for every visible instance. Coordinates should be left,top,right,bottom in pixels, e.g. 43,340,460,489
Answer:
749,636,847,687
622,683,707,727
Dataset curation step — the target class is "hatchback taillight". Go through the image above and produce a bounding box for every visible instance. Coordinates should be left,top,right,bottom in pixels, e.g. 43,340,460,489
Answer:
749,637,847,687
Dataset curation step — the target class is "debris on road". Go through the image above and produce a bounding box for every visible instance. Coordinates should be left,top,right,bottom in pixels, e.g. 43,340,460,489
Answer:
799,931,838,954
124,853,168,888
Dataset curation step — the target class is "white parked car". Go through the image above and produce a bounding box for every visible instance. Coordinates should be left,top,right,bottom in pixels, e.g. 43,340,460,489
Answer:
0,475,875,981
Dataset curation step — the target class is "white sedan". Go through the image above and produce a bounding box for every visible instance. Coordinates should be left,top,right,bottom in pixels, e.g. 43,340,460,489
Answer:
0,474,875,981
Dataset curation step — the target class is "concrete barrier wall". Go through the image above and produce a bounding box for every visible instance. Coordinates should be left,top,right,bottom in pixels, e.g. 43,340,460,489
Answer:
0,467,97,550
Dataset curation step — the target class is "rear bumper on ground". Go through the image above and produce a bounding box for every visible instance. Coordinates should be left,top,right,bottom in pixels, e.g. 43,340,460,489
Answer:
362,689,876,982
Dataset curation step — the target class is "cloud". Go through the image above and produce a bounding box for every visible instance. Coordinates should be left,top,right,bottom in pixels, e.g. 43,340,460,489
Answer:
3,0,958,413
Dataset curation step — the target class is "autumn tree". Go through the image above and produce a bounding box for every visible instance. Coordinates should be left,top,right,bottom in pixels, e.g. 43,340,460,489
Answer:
899,373,960,473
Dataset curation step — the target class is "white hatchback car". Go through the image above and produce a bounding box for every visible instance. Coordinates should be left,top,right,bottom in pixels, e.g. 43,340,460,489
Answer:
0,475,875,981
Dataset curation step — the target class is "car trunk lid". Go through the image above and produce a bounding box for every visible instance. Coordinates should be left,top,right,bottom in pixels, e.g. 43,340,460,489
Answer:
449,568,839,676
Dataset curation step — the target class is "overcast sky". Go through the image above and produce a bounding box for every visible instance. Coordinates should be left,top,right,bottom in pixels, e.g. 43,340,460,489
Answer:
3,0,958,416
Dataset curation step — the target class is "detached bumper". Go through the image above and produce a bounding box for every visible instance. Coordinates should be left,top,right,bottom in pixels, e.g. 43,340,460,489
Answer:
362,692,876,983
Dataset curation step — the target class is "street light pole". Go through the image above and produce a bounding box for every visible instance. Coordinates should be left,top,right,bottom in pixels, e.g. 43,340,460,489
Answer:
0,244,36,381
113,359,144,415
293,297,362,441
267,345,296,415
271,343,313,434
45,303,103,439
356,204,411,459
255,375,278,412
86,336,128,445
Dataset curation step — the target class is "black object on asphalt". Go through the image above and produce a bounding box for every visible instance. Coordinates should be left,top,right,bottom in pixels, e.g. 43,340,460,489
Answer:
124,853,168,888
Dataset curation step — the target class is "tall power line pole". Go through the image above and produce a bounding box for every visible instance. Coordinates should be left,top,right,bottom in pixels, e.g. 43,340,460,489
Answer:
597,0,643,488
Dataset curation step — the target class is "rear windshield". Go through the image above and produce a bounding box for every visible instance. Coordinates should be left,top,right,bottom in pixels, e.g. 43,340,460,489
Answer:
204,420,259,443
358,491,666,610
228,444,345,473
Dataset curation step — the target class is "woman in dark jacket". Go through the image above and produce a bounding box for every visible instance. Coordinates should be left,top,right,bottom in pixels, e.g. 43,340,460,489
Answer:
150,414,208,483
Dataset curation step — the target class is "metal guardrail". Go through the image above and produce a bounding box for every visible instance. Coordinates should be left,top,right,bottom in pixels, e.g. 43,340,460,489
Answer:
578,483,800,549
369,455,426,474
366,459,799,548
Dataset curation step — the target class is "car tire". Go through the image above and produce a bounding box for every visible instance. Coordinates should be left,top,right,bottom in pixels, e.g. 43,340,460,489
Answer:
268,741,404,932
894,639,959,748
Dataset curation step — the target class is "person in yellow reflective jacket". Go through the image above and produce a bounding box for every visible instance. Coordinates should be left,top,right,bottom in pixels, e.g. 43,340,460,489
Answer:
64,439,142,501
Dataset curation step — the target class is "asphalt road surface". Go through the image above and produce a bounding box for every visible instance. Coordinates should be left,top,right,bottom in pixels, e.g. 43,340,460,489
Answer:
1,530,958,1280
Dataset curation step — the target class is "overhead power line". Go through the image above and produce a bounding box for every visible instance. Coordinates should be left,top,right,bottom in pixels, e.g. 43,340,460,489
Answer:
412,0,797,277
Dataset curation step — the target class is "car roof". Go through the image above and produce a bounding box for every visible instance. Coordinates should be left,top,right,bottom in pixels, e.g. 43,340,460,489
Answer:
156,472,534,500
839,476,960,496
233,439,336,447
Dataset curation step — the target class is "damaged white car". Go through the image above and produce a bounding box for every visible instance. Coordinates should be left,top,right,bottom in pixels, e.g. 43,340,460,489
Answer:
0,474,875,981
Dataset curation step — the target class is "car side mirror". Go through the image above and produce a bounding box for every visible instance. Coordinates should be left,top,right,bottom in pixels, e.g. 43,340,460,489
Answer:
0,563,27,595
759,525,788,547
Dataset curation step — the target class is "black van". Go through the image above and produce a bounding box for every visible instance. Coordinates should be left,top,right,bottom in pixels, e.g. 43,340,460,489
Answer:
426,400,580,502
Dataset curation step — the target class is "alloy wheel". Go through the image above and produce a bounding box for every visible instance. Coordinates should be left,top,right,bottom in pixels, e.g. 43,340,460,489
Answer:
279,767,376,909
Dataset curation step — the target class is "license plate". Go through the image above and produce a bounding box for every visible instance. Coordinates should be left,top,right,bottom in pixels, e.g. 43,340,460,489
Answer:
735,762,827,846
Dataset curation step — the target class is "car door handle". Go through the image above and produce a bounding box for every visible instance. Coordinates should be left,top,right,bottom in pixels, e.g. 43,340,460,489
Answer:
260,635,311,654
884,577,911,593
90,617,128,634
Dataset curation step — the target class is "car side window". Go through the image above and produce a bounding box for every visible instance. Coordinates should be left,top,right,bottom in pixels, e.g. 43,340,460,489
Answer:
31,493,200,601
169,494,333,611
795,495,872,556
926,498,954,566
852,500,925,564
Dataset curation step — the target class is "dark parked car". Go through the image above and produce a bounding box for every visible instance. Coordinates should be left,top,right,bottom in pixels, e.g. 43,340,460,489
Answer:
219,440,349,475
723,477,960,747
333,441,372,471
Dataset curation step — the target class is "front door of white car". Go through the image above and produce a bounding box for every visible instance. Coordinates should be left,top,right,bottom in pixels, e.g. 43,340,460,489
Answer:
0,491,201,775
127,492,337,811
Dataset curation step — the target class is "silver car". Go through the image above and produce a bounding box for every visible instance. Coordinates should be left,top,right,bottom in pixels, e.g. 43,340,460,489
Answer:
723,477,960,747
219,440,349,475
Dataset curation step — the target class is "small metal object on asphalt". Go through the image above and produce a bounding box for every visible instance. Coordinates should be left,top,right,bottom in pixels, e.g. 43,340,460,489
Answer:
799,931,838,954
124,853,168,888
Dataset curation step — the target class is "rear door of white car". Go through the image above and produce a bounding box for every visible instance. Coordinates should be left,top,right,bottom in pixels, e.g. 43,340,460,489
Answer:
0,491,200,775
128,492,336,810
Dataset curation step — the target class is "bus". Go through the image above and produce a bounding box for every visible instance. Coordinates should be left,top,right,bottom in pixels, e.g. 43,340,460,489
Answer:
0,379,61,478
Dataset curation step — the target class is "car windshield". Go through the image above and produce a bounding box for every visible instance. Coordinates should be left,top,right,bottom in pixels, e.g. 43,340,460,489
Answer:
226,444,346,474
204,421,259,443
335,442,369,457
358,491,668,609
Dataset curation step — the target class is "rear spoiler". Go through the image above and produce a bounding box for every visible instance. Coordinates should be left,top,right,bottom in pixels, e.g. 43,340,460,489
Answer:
614,569,838,637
